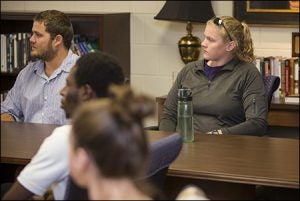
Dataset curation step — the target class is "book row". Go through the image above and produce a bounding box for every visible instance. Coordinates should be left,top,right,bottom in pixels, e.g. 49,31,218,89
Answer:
1,33,31,73
0,33,100,74
255,56,299,98
0,91,8,102
71,34,99,56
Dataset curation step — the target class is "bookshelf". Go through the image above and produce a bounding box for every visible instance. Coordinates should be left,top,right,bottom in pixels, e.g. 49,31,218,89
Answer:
0,12,130,94
255,56,299,99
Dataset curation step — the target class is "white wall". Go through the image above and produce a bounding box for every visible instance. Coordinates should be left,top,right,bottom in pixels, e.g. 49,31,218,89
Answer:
2,1,299,125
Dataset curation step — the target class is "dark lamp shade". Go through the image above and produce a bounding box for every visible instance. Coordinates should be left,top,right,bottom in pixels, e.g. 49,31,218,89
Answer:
154,1,215,23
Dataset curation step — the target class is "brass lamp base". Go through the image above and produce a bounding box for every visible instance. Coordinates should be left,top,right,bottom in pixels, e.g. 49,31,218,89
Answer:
178,21,201,64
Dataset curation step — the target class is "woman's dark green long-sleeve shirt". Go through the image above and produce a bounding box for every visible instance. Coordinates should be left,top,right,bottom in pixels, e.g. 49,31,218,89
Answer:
159,59,268,136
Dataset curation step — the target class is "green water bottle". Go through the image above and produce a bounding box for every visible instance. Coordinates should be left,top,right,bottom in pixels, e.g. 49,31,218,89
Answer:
177,88,194,143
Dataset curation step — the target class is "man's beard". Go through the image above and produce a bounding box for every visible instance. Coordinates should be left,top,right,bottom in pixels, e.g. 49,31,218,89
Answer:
31,42,57,61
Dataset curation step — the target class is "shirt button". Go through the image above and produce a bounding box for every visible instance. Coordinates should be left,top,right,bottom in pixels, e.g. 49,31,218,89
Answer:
44,96,47,100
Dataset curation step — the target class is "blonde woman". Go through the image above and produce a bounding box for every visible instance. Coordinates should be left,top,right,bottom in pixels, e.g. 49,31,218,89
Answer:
159,16,268,136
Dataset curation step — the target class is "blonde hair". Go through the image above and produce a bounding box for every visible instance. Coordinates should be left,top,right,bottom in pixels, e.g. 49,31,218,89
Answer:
207,16,255,63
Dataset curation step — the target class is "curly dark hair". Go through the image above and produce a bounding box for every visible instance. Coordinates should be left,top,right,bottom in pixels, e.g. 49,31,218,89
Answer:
74,52,125,98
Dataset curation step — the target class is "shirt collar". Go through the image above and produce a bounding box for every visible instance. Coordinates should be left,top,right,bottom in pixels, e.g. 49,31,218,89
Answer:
60,50,78,73
32,60,44,73
194,58,240,72
32,50,76,74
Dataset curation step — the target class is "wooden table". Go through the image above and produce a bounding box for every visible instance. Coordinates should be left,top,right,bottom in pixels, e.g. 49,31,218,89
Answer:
1,122,59,165
156,96,299,127
168,133,299,189
149,130,299,199
1,122,299,199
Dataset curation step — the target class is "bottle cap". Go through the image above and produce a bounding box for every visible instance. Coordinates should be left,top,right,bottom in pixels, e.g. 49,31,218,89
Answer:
178,88,192,101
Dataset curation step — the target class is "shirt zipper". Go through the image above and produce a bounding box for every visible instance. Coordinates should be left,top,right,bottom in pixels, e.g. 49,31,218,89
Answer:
252,97,256,115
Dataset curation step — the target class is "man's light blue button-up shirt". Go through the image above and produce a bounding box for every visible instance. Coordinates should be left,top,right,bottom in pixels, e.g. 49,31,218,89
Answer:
1,50,79,125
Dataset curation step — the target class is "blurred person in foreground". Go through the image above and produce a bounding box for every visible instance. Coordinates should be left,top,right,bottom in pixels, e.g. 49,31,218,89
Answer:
69,85,156,200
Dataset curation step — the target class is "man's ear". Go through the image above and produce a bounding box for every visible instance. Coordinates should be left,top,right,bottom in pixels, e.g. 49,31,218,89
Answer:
79,84,96,101
52,34,63,47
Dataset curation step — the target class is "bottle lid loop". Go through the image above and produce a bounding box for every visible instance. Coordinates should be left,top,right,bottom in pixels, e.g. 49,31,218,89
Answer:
178,87,192,101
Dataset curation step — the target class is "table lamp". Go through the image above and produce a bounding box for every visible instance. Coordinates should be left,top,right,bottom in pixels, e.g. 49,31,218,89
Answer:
154,1,215,64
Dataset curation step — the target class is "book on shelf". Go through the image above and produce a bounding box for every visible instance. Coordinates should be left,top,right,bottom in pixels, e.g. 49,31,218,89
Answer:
264,57,270,76
284,59,290,96
0,91,8,102
73,34,100,56
285,95,299,104
289,58,296,95
294,58,299,95
1,32,31,73
1,34,7,72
